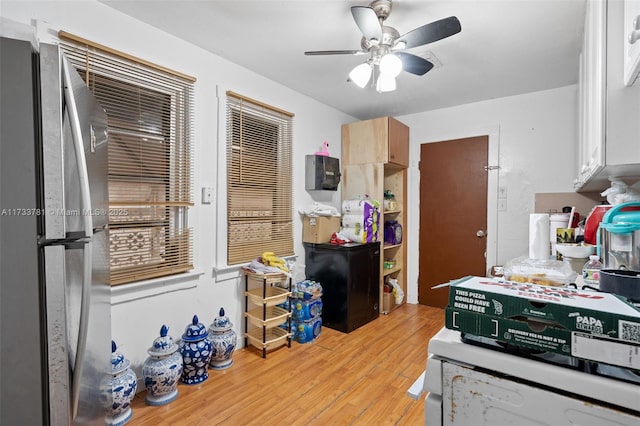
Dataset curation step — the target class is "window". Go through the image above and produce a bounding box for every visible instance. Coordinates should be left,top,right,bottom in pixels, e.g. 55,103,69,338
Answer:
60,32,194,285
225,91,293,265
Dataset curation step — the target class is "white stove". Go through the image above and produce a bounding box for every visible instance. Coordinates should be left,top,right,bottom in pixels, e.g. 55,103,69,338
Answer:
419,328,640,426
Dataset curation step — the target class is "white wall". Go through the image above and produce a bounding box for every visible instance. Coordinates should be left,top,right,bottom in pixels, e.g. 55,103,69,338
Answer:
2,0,354,386
399,85,578,303
2,0,581,385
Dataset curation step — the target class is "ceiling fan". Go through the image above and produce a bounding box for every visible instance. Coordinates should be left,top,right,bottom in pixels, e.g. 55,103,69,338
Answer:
304,0,461,92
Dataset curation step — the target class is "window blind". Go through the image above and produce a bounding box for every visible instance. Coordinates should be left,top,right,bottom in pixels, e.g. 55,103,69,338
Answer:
226,91,294,265
59,32,194,285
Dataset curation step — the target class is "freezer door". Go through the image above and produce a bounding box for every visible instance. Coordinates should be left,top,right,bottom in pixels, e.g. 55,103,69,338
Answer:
61,54,109,235
39,44,108,240
39,43,65,240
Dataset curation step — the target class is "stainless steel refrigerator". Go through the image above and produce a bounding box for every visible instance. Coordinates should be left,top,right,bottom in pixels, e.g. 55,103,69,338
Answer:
1,35,111,425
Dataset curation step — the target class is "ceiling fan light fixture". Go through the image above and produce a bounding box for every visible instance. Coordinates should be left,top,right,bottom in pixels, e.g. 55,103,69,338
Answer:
379,53,402,77
349,62,373,88
376,73,396,92
305,1,462,94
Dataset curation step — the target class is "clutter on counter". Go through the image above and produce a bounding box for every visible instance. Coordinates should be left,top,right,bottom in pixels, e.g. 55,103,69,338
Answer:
503,256,577,287
444,275,640,370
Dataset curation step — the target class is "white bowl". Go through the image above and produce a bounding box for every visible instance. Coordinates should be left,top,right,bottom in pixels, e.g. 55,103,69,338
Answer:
555,243,597,259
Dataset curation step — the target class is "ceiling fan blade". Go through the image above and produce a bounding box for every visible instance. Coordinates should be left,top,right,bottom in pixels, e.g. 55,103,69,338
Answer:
351,6,382,41
398,16,461,49
304,50,368,56
394,52,434,76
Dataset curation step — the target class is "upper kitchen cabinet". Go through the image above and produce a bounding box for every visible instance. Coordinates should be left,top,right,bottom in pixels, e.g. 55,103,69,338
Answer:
342,116,409,168
575,0,640,192
576,0,606,189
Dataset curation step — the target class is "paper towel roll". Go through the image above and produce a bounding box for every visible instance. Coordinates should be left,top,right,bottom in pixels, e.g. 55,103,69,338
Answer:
529,214,550,260
342,198,380,214
341,214,364,229
341,228,365,243
342,199,367,214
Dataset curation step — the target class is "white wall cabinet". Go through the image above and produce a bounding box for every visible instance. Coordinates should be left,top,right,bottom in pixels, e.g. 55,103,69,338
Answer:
576,0,607,190
576,0,640,192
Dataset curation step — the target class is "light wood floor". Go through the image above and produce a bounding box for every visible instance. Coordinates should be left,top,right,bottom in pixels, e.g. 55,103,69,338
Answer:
128,303,444,426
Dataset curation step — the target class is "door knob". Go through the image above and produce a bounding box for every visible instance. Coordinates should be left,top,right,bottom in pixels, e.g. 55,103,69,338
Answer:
476,230,486,238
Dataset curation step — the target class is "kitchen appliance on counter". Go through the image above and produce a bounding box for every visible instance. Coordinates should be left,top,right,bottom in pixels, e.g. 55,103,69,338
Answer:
304,242,380,333
584,204,613,245
599,201,640,270
421,328,640,426
599,268,640,303
1,34,111,425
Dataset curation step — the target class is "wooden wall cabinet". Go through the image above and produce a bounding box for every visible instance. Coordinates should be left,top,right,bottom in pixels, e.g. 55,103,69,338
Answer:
342,116,409,167
341,116,409,314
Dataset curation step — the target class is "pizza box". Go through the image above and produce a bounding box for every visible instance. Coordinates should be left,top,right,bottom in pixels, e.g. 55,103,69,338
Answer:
444,276,640,369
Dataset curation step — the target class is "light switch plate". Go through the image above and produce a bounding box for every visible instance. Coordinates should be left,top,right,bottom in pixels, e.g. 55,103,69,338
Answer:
202,186,214,204
498,185,507,199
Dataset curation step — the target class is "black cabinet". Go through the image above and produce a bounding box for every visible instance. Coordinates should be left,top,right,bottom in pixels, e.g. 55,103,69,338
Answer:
304,242,380,333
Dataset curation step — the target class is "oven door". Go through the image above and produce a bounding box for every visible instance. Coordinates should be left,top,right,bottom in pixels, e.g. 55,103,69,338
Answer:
436,361,640,426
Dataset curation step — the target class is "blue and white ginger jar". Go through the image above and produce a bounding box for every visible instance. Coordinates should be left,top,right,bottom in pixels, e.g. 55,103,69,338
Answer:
178,315,212,384
107,340,137,426
208,307,237,370
142,325,183,406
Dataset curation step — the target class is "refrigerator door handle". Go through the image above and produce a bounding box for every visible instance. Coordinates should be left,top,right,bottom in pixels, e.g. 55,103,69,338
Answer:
62,58,94,420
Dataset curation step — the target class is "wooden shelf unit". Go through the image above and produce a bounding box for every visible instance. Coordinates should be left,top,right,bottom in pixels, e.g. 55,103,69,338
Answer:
341,116,408,315
242,271,292,358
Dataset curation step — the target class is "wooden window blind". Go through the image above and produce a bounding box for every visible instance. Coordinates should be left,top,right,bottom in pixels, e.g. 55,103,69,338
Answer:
226,91,294,265
59,32,194,285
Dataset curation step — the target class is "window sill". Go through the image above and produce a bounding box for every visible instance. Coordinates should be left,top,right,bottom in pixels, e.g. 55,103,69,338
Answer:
214,255,298,283
110,269,204,305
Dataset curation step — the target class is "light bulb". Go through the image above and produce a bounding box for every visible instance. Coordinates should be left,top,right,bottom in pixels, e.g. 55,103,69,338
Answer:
376,74,396,92
348,63,372,88
392,40,407,50
379,54,402,77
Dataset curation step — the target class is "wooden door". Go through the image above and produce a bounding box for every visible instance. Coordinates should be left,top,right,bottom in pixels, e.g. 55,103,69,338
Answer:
418,136,488,308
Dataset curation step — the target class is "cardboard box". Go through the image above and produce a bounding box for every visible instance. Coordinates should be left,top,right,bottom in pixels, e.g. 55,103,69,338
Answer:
445,276,640,369
302,215,341,243
382,292,396,314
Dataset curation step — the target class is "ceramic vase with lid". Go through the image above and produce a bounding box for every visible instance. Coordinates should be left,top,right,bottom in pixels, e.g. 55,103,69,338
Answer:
208,307,237,370
178,315,212,384
107,340,137,426
142,325,183,405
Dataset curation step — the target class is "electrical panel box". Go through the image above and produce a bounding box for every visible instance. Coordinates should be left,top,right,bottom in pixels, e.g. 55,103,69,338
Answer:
305,155,341,191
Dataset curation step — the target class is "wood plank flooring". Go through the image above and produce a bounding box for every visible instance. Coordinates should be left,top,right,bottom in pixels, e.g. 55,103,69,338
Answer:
127,303,444,426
